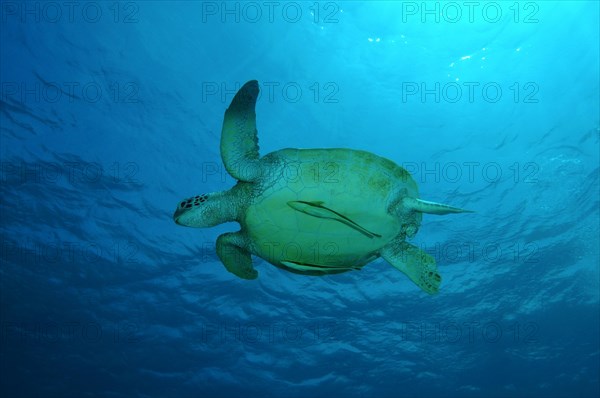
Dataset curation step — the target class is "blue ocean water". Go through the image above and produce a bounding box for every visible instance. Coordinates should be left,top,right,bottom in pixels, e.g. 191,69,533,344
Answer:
1,1,599,397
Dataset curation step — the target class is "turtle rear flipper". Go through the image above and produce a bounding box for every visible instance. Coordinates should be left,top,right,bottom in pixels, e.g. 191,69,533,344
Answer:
381,241,441,294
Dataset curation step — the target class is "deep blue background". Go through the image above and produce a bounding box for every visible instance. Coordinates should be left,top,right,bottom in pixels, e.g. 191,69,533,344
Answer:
1,1,599,397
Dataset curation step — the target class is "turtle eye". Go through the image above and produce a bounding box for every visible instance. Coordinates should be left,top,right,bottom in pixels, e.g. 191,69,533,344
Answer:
404,224,417,237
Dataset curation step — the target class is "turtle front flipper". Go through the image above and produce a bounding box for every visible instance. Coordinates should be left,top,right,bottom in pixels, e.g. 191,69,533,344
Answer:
380,241,441,294
216,232,258,280
221,80,262,182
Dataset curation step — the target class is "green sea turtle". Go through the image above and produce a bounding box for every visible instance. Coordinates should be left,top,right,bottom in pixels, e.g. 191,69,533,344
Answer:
174,80,471,294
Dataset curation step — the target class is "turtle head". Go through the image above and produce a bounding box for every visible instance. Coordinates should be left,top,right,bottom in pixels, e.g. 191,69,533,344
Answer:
174,192,235,227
